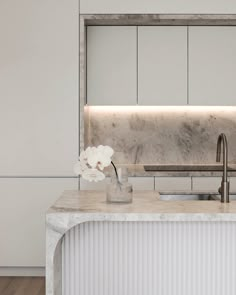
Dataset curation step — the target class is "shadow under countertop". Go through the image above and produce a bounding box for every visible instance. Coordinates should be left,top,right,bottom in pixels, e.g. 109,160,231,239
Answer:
105,164,236,177
144,164,236,172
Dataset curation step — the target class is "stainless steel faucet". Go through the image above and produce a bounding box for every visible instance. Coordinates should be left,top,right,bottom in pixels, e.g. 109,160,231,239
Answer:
216,133,230,203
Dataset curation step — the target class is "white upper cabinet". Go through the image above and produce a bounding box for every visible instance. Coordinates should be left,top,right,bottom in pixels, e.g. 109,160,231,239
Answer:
138,26,188,105
87,26,137,105
87,25,236,106
189,26,236,106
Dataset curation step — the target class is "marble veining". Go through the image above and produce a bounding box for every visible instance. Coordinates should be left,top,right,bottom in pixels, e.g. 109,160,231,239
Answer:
85,107,236,166
47,190,236,217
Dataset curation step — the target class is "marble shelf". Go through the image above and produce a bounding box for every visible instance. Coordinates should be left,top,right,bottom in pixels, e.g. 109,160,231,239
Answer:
103,164,236,177
144,163,236,172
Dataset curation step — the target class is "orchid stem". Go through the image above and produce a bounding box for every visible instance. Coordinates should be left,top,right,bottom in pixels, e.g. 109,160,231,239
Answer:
111,161,122,190
111,161,119,180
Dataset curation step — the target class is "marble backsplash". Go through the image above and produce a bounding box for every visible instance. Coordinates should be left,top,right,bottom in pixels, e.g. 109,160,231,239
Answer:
84,106,236,165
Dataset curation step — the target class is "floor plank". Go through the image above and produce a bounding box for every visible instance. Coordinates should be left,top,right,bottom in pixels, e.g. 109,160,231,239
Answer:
38,279,46,295
0,277,45,295
27,277,45,295
0,277,12,293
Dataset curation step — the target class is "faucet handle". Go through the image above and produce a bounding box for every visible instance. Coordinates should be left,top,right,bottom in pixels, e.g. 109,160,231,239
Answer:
219,180,230,203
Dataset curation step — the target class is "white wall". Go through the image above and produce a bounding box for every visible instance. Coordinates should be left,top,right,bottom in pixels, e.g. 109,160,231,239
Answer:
80,0,236,14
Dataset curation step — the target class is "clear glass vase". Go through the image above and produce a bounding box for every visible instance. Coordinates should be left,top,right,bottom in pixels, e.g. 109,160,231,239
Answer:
106,167,133,203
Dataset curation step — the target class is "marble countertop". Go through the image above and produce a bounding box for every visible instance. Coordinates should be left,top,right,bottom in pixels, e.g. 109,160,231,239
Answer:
47,190,236,223
46,189,236,295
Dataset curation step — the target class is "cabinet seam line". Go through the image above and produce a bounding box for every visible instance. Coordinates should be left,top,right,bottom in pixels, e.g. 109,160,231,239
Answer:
136,26,139,105
187,26,189,105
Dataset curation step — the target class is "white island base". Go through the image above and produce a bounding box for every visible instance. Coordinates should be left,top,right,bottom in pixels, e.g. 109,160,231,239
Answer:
46,191,236,295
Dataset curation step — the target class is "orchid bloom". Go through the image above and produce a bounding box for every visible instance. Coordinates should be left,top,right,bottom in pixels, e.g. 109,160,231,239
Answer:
82,168,105,182
73,145,114,182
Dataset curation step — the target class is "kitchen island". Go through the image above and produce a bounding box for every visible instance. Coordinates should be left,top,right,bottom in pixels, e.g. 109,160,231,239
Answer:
46,190,236,295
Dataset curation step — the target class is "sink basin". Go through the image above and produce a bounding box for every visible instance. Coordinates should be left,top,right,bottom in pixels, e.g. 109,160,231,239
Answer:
159,194,217,201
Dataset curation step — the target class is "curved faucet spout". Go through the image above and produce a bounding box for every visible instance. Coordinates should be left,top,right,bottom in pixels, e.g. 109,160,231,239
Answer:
216,133,228,182
216,133,229,203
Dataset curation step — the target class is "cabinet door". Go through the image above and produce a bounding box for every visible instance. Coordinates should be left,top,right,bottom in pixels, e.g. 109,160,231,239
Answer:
128,177,154,190
155,177,191,191
0,178,78,267
87,26,137,105
228,177,236,193
80,177,109,190
192,177,221,192
80,177,154,190
189,26,236,105
138,26,187,105
0,0,78,176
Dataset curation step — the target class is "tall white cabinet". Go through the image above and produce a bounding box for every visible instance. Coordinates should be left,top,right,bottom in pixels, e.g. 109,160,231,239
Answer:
188,26,236,106
87,26,137,105
0,0,78,176
138,26,188,105
0,178,78,267
0,0,79,272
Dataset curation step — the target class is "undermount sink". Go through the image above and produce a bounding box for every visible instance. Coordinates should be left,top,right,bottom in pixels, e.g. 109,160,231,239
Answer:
159,194,218,201
159,194,236,201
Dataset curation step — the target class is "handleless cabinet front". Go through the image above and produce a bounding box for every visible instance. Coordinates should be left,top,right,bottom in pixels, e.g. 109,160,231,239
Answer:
0,1,78,176
0,178,78,267
138,26,188,105
189,26,236,106
87,26,137,105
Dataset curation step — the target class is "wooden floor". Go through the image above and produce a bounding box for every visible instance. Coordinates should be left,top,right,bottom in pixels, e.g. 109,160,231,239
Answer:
0,277,45,295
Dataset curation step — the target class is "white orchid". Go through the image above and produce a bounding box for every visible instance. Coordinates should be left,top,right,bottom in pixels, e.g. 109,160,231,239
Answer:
74,145,114,182
73,160,87,175
82,168,105,182
79,150,88,162
85,145,114,170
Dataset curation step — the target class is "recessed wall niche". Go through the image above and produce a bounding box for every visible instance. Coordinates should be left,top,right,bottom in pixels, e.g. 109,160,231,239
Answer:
80,15,236,166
